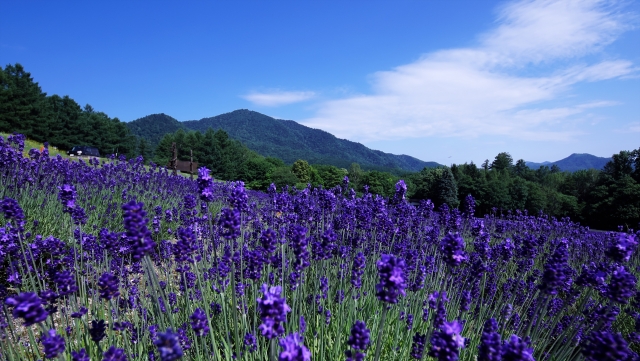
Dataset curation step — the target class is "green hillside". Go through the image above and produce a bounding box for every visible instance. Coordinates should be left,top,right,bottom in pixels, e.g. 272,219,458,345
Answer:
128,109,441,172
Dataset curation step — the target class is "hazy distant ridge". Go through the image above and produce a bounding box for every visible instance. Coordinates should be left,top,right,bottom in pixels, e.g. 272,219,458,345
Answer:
526,153,611,172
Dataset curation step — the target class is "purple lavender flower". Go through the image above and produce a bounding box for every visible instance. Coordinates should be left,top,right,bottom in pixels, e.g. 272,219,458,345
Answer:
244,332,257,352
539,240,571,295
345,350,365,361
375,254,407,304
71,306,88,318
393,180,407,203
4,292,49,326
347,321,371,351
606,233,638,263
122,200,155,261
39,289,58,314
410,265,427,292
257,284,291,339
325,309,332,325
260,228,278,255
581,331,634,361
197,167,214,202
351,252,366,289
279,332,311,361
440,233,467,267
54,270,78,297
71,206,88,225
464,194,476,218
90,319,107,343
1,197,25,227
406,314,414,330
219,207,241,240
290,225,310,272
460,290,472,312
478,318,501,361
606,266,637,304
190,308,209,336
98,272,120,301
410,333,427,359
433,298,448,329
174,226,198,263
428,320,466,361
229,181,249,210
154,328,183,361
501,335,534,361
71,349,90,361
244,249,265,281
58,184,77,213
103,346,128,361
299,315,306,334
41,329,65,359
314,228,337,260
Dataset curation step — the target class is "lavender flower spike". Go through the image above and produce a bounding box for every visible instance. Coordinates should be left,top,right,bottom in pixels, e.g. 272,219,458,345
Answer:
279,332,311,361
5,292,49,326
257,284,291,339
375,254,407,304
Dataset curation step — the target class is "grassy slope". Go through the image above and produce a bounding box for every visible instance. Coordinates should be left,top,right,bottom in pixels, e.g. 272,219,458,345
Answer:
1,132,71,159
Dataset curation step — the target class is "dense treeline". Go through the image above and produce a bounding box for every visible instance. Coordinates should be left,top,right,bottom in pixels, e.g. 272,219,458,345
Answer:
0,63,137,156
445,151,640,230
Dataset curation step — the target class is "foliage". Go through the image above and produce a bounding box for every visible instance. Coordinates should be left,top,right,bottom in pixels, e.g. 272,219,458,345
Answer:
0,63,137,157
447,150,640,231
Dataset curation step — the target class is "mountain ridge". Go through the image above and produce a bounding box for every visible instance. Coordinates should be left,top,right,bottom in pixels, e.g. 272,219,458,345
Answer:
127,109,441,172
526,153,611,172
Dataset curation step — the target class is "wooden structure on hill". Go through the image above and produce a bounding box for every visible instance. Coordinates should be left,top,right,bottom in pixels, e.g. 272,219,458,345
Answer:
167,142,198,178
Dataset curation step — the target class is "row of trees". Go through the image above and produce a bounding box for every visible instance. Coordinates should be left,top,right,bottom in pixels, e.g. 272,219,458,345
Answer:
0,63,137,156
448,151,640,230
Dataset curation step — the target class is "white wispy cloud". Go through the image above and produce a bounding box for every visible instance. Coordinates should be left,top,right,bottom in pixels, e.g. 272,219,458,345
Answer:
302,0,636,142
242,90,316,107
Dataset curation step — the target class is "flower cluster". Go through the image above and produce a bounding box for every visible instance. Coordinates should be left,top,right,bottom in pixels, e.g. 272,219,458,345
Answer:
440,233,467,267
122,200,155,261
428,320,466,361
257,284,291,339
375,254,407,304
197,167,214,202
279,333,311,361
606,233,638,263
346,320,370,361
5,292,49,326
154,328,184,361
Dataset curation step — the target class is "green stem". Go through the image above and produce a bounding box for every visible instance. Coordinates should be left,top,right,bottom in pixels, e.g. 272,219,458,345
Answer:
373,306,389,361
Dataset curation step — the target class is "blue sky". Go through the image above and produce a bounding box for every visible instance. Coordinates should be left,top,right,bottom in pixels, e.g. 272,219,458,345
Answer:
1,0,639,165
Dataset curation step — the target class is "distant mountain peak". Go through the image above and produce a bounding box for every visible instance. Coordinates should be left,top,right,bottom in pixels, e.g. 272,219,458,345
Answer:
526,153,610,172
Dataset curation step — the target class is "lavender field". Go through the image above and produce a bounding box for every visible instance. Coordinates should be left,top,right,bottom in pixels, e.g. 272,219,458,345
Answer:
1,133,639,361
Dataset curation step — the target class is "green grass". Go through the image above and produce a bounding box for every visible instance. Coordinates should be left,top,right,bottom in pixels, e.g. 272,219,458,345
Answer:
1,132,70,159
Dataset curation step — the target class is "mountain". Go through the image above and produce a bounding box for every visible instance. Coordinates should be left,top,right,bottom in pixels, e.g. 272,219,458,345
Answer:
127,110,441,172
526,153,611,172
126,113,185,147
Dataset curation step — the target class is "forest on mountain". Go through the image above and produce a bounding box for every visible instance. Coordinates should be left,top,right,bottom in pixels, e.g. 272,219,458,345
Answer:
129,111,440,173
1,63,638,231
